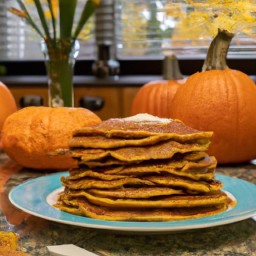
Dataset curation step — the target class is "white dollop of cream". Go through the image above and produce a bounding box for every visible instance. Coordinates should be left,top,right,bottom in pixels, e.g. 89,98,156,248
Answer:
123,113,172,123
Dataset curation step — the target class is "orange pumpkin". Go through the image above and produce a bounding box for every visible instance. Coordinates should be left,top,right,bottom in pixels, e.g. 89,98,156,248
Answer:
170,29,256,164
1,106,102,170
131,55,185,117
0,82,17,132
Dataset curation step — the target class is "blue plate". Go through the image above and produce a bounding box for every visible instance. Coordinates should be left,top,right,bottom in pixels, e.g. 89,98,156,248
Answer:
9,172,256,232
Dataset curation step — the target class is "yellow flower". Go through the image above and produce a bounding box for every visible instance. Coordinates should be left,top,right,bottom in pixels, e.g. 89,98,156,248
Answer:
92,0,101,5
50,0,59,19
11,0,99,42
25,0,59,20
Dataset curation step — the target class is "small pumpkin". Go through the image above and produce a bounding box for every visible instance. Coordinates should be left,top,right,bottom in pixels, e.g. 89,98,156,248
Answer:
131,55,185,117
170,29,256,164
1,106,101,170
0,82,17,132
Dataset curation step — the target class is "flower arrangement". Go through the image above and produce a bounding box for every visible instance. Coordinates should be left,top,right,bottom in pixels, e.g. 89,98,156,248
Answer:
10,0,101,107
10,0,100,46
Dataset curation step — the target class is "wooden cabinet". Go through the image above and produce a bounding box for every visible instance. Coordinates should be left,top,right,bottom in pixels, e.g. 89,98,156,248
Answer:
9,85,140,120
10,86,49,106
3,75,160,120
74,86,124,120
121,87,140,117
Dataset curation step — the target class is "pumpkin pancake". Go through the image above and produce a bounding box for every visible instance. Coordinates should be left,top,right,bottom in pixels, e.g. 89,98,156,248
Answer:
55,199,229,221
145,174,222,193
69,155,215,176
80,151,208,168
69,134,210,149
77,187,184,199
65,170,127,181
61,171,219,193
61,176,154,190
72,140,210,162
178,151,208,161
68,166,214,182
181,156,217,171
55,202,82,216
73,115,213,140
104,166,215,181
80,158,141,167
74,154,215,176
58,190,230,208
102,156,216,181
62,168,220,192
55,114,234,222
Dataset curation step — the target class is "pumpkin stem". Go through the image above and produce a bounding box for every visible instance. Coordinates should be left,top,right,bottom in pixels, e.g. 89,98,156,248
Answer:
163,55,183,80
202,29,234,71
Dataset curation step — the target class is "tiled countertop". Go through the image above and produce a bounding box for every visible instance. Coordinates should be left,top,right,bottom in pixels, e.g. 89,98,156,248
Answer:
0,152,255,256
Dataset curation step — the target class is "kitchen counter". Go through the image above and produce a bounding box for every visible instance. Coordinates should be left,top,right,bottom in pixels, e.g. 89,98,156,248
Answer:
1,75,162,87
2,74,256,87
0,151,255,256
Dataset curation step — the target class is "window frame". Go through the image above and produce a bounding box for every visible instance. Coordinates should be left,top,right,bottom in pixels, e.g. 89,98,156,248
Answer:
1,58,256,77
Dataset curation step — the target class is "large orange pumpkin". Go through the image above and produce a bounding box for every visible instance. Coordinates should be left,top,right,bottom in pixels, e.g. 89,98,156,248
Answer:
1,106,101,169
0,82,17,132
131,55,185,117
170,29,256,164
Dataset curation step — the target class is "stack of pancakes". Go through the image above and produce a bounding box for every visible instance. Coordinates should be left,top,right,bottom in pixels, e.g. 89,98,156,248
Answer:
55,114,233,221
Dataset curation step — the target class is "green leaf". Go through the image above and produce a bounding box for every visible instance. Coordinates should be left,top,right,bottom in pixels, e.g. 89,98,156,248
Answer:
16,0,44,38
73,0,100,40
59,0,77,39
47,0,57,42
32,0,51,39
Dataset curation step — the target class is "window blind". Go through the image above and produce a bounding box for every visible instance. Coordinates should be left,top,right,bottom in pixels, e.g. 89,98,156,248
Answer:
0,0,95,61
1,1,256,62
115,0,256,60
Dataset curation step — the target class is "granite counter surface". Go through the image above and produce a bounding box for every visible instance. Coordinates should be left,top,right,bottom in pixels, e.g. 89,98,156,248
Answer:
0,152,255,256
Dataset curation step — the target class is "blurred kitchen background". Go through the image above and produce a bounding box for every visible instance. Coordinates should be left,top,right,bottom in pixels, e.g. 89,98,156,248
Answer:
1,0,256,119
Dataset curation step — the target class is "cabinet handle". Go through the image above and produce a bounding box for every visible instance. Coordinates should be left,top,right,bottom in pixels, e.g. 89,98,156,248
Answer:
79,96,104,111
19,95,43,108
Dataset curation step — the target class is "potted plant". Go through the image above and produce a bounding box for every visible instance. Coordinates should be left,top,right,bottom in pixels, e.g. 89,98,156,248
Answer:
10,0,101,107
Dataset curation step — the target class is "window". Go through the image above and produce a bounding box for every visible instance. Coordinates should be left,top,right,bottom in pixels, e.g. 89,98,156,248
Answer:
0,0,256,75
0,0,95,61
115,0,256,60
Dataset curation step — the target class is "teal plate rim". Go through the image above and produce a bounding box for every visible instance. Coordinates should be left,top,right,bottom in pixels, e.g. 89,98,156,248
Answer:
9,172,256,232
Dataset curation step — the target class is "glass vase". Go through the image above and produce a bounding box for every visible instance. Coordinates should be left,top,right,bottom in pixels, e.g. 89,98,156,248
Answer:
41,40,80,107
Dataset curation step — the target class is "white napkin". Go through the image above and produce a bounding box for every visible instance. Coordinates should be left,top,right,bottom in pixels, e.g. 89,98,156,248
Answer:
47,244,98,256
